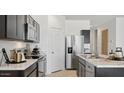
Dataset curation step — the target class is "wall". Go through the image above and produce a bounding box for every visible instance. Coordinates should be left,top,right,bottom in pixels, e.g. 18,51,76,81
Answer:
31,15,48,53
65,20,90,36
116,17,124,53
97,18,116,55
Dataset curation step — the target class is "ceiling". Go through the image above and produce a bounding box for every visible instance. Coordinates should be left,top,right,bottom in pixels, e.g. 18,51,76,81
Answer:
65,15,124,27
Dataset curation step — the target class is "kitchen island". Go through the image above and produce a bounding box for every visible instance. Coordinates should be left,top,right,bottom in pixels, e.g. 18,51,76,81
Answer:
0,59,38,77
77,54,124,77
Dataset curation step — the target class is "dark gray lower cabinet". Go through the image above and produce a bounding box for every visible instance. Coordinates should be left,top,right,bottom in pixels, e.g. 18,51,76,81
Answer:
78,59,86,77
95,68,124,77
78,62,85,77
77,58,124,77
78,62,82,77
0,62,38,77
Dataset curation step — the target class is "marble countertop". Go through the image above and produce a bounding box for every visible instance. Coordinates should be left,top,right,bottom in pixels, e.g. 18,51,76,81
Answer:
0,59,38,70
78,54,124,68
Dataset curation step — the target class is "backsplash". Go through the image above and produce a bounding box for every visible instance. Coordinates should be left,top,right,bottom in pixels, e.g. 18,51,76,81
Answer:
0,40,39,63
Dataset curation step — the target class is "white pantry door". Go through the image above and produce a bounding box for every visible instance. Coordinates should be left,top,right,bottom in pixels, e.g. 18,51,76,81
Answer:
48,29,65,73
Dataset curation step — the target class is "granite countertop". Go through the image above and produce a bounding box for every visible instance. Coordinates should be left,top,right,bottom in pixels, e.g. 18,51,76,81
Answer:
0,59,38,70
78,54,124,68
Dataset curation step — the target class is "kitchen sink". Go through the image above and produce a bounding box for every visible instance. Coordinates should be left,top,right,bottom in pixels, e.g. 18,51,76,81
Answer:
108,58,124,61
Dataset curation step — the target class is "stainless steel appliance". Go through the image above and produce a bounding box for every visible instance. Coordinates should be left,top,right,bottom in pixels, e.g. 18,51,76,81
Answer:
65,35,84,69
38,53,47,77
115,47,123,58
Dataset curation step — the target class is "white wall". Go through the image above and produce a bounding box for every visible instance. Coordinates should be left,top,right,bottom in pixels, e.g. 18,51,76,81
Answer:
48,15,65,31
31,15,48,52
65,20,90,36
97,17,124,55
97,18,116,55
116,17,124,53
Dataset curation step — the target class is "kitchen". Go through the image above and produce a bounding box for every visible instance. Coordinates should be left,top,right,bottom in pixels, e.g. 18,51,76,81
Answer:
0,15,124,77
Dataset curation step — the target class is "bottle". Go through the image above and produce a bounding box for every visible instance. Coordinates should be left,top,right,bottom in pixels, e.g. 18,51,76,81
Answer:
16,52,22,62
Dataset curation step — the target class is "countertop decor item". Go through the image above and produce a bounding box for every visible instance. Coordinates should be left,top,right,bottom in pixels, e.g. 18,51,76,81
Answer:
2,48,26,64
115,47,123,59
31,45,40,59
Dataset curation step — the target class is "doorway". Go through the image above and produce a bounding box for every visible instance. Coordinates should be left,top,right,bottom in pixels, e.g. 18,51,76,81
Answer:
101,29,108,55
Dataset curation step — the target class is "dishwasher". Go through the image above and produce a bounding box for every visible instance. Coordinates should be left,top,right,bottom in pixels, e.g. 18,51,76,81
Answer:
38,55,47,77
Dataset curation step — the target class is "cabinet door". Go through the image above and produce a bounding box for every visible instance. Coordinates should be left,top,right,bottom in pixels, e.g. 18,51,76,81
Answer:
85,64,95,77
16,15,25,40
78,59,86,77
7,15,17,39
78,63,82,77
0,15,6,38
36,22,40,42
34,22,40,42
28,69,37,77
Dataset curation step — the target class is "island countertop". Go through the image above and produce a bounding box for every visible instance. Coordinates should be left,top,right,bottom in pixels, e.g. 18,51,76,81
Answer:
0,59,38,70
78,54,124,68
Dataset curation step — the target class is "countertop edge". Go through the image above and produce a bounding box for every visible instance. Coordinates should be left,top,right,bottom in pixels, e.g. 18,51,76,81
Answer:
77,54,124,68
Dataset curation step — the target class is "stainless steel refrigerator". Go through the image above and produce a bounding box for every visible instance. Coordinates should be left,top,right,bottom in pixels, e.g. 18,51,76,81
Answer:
65,35,84,69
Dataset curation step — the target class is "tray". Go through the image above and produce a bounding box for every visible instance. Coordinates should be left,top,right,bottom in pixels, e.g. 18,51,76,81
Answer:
6,60,26,64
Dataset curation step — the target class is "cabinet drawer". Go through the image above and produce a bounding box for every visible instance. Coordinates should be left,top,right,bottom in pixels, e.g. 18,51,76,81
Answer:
24,62,37,76
86,63,94,71
28,69,37,77
79,59,86,66
0,71,23,77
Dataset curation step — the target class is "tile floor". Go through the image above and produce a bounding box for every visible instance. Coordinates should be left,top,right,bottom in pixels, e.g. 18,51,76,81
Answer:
46,70,77,77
